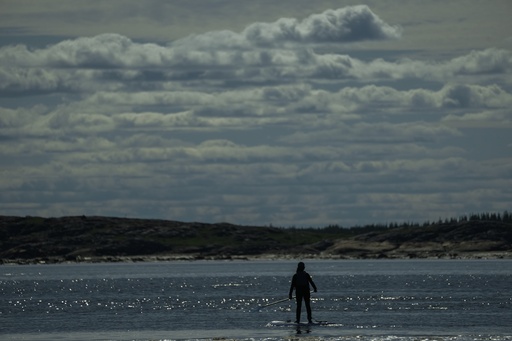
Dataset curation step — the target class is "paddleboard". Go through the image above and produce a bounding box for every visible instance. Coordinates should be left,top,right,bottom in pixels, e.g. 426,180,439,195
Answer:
267,320,331,327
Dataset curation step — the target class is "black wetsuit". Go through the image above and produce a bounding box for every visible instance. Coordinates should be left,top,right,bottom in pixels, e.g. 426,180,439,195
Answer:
289,270,317,323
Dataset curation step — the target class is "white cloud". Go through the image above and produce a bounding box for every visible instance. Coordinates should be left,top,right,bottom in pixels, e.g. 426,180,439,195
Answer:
2,80,510,145
442,109,512,128
1,6,401,70
241,5,402,45
2,45,511,100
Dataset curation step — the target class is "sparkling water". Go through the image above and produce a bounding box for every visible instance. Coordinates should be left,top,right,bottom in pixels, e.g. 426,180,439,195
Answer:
1,259,511,340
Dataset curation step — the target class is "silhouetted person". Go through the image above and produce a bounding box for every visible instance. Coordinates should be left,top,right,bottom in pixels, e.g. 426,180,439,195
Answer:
289,261,317,323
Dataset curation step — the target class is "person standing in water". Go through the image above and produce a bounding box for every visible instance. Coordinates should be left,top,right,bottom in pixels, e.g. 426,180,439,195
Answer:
289,261,317,323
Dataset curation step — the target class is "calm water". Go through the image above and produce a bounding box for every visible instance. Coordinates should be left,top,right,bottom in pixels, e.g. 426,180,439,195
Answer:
1,259,511,340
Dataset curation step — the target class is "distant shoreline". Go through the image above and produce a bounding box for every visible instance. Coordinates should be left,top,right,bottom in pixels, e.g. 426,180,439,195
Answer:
2,215,511,265
2,251,511,265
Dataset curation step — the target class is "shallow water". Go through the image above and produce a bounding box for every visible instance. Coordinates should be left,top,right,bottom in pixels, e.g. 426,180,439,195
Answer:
1,259,511,340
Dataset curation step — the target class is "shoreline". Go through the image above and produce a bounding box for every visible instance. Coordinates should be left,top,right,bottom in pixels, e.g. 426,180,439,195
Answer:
2,251,511,265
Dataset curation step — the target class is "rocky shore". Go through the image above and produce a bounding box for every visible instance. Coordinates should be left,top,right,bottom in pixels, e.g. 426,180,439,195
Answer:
1,215,511,265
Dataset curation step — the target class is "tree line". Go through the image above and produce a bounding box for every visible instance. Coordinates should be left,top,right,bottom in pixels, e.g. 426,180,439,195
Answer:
283,210,512,233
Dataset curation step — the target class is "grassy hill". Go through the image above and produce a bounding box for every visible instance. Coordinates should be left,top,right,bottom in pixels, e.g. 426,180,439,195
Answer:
1,213,511,264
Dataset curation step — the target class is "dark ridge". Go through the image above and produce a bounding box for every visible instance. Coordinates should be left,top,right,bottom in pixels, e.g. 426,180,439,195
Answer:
1,212,511,264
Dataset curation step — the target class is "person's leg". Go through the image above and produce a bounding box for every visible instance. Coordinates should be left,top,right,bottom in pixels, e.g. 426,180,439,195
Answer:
295,292,303,323
304,291,312,322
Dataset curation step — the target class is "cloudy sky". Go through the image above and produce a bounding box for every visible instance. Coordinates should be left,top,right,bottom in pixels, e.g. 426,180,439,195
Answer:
1,1,511,227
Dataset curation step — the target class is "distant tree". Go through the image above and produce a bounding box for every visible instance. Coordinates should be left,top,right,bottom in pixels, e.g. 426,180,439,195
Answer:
503,210,511,222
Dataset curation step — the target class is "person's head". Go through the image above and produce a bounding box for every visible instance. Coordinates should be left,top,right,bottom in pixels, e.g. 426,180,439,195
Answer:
297,262,305,272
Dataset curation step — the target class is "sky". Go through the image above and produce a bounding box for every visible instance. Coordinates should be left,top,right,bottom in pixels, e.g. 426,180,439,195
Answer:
1,0,511,227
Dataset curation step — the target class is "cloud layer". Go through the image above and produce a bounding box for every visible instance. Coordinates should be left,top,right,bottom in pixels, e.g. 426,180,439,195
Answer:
1,5,511,226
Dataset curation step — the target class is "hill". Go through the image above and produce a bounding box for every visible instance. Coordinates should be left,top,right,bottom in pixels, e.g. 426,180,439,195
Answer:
1,214,511,264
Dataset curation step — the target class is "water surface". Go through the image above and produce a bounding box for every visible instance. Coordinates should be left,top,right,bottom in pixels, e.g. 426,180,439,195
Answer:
1,259,511,340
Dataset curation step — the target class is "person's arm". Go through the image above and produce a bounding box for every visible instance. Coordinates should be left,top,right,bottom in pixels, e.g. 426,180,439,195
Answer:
289,275,296,299
308,274,318,292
